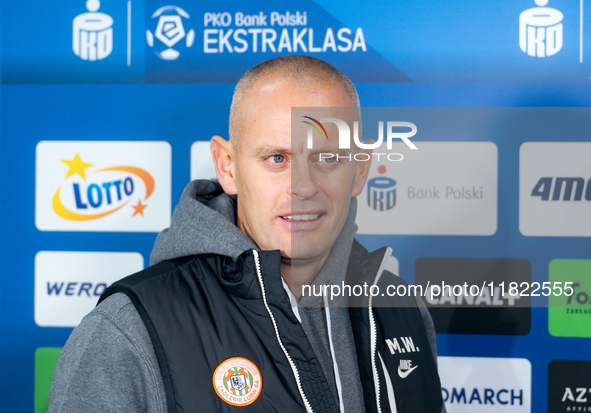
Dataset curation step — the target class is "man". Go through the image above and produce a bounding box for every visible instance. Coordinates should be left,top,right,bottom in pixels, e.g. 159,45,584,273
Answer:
49,55,445,413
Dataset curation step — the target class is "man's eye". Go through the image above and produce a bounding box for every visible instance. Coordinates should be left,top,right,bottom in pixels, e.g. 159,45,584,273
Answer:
320,155,336,163
269,155,285,164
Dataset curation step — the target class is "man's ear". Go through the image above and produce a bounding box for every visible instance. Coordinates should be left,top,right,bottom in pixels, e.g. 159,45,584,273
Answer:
210,136,238,195
351,146,373,198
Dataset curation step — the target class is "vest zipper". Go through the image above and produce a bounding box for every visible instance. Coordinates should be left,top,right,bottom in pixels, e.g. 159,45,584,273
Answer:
252,250,314,413
369,247,393,413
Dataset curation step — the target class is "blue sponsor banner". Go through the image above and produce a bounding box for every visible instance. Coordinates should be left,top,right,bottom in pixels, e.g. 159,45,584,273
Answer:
2,0,145,83
143,0,409,83
317,0,590,82
5,0,591,83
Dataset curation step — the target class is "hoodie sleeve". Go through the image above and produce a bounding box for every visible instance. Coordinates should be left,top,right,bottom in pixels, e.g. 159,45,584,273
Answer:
48,293,167,413
414,295,447,413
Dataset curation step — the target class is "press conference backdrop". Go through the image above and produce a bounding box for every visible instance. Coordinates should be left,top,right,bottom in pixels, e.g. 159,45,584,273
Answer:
1,0,591,411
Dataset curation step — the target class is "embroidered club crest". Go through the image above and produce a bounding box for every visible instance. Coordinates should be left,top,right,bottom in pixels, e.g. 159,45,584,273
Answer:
213,357,262,406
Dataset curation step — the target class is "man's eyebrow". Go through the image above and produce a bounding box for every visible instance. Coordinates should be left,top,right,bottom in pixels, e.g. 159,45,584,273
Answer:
251,145,291,158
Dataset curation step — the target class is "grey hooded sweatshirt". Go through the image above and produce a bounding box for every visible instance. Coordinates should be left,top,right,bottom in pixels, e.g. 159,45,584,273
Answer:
48,180,442,413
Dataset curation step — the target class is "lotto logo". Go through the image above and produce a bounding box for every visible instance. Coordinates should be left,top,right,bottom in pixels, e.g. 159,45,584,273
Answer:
36,141,171,232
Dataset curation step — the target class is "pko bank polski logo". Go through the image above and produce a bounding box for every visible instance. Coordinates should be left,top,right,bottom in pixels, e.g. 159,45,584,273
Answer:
146,6,195,60
35,251,143,327
439,357,531,412
519,0,563,57
73,0,113,61
367,166,396,211
36,141,171,232
357,142,498,236
520,142,591,236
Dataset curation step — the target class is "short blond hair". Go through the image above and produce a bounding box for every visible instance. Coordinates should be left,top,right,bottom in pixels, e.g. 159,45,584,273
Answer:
229,55,360,151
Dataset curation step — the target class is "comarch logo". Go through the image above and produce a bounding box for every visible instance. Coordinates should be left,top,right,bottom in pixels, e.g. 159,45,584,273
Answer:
439,356,531,412
73,0,113,61
519,0,563,58
146,6,195,60
36,141,171,232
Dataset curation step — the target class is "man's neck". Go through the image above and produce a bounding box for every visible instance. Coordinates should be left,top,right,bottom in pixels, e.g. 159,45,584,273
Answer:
280,252,331,299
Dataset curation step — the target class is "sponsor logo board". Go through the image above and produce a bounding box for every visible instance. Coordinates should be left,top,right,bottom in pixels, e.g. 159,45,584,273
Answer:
416,258,531,335
549,360,591,413
36,141,171,232
34,251,143,327
520,142,591,236
439,356,531,412
35,347,63,413
190,141,216,181
357,142,498,235
549,259,591,337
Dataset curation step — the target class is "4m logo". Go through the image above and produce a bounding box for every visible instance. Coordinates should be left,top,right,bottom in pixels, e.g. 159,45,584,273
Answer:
213,357,262,406
53,153,153,221
36,141,171,232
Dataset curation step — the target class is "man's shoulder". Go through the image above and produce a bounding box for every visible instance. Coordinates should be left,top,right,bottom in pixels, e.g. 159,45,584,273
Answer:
84,292,150,346
111,255,202,290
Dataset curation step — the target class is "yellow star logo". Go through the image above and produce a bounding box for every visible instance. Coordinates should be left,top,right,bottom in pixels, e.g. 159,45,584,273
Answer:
61,153,94,181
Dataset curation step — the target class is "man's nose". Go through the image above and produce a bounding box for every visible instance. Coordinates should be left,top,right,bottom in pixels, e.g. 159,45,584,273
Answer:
290,161,319,200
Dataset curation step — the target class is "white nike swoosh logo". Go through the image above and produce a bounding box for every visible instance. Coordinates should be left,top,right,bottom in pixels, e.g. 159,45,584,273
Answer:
398,365,418,378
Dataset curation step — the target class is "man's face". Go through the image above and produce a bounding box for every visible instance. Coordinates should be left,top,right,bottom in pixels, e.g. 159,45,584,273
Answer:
230,76,368,265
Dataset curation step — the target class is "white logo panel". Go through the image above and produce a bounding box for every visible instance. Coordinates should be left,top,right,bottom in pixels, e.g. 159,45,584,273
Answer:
439,356,531,412
35,141,171,232
520,142,591,236
35,251,144,327
190,141,217,181
357,142,498,235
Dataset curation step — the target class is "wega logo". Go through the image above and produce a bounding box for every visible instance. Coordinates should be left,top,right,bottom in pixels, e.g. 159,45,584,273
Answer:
36,141,171,232
303,116,417,163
